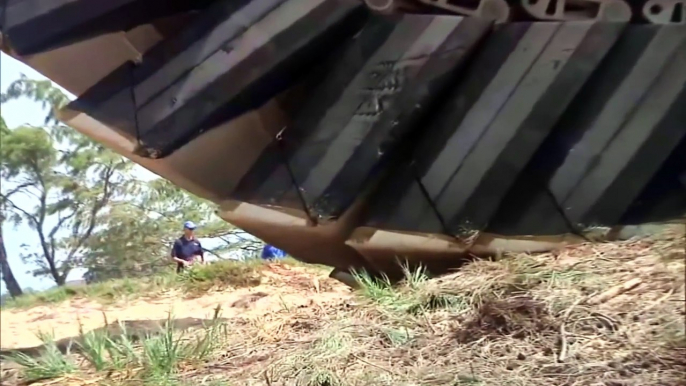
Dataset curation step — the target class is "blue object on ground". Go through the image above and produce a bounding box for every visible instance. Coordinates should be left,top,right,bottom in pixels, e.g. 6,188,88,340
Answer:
261,245,287,260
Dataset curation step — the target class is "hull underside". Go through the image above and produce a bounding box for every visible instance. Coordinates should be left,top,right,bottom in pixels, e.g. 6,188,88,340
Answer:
2,0,684,277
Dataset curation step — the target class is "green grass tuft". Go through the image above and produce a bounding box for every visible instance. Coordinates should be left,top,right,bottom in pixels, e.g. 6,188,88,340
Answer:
141,314,188,378
177,259,264,294
4,331,76,382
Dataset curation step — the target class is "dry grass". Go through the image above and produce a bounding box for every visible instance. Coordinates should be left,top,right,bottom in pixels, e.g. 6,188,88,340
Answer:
3,225,684,386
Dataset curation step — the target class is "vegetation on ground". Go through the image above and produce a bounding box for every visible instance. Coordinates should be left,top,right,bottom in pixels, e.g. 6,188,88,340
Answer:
1,258,319,309
2,227,683,386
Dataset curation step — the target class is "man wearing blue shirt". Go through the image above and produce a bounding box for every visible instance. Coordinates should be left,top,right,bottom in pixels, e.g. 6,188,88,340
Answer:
171,221,205,273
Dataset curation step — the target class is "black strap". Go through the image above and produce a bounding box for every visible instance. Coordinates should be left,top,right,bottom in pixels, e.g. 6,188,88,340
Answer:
274,126,317,225
411,161,451,235
127,61,142,144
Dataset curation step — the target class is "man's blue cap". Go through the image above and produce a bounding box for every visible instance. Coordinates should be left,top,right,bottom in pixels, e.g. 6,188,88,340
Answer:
183,221,197,230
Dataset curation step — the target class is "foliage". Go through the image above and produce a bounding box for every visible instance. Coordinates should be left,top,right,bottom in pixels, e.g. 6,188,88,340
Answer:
176,258,264,293
0,124,131,284
84,179,222,281
0,74,70,124
3,331,76,382
81,178,259,282
0,115,24,297
81,178,264,282
1,77,134,285
352,264,434,314
141,314,191,379
6,310,226,385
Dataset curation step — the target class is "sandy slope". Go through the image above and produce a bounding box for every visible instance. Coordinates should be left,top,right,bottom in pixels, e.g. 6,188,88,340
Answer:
0,264,352,350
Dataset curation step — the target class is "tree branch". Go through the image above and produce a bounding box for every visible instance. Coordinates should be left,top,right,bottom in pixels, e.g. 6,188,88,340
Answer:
202,247,225,260
0,196,40,226
62,160,119,268
48,211,76,259
0,181,36,199
27,166,62,284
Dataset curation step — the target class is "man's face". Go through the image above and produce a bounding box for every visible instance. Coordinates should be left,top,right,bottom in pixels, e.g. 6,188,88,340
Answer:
183,227,195,238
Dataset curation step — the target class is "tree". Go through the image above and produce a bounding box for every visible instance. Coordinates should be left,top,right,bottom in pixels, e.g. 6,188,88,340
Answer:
1,78,132,286
0,116,24,297
0,74,70,124
0,225,23,298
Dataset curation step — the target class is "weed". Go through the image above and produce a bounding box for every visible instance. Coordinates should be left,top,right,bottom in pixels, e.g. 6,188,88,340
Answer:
4,331,76,382
353,269,396,305
354,264,464,315
77,322,111,371
141,314,189,378
186,305,226,361
3,287,74,308
178,259,263,293
400,262,430,289
106,321,140,369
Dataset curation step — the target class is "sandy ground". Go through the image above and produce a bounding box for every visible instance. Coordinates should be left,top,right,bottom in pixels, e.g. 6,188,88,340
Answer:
0,264,352,350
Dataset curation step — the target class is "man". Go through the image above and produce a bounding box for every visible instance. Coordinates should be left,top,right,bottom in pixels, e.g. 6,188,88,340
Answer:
260,244,287,261
171,221,205,273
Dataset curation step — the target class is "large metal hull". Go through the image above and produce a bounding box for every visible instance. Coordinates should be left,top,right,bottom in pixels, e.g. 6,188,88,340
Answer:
2,0,684,278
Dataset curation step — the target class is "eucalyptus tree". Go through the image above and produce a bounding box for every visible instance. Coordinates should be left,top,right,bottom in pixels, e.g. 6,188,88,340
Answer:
1,77,132,286
0,116,23,297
